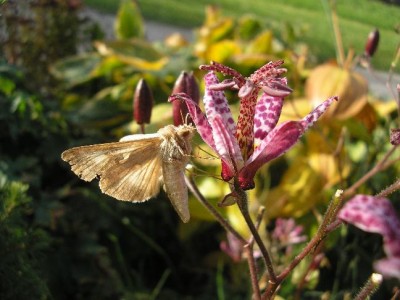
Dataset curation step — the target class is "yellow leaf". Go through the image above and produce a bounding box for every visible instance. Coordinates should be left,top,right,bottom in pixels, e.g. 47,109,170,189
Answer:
263,159,325,218
306,62,368,120
246,30,273,54
203,40,241,63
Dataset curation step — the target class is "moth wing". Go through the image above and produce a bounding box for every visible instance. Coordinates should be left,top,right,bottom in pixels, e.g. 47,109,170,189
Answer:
61,137,163,202
162,160,190,223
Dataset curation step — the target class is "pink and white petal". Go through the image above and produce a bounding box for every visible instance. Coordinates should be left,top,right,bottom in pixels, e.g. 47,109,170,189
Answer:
169,93,216,150
209,115,244,178
301,96,338,130
204,72,237,137
338,195,400,257
374,257,400,280
239,121,303,190
253,93,284,150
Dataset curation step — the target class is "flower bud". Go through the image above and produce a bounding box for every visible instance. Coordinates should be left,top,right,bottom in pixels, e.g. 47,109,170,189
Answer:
390,128,400,146
172,71,200,126
364,29,380,58
133,78,153,125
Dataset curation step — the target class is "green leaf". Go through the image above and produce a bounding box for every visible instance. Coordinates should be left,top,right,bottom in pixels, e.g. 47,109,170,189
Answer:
237,15,262,41
50,53,102,87
115,0,145,40
0,76,16,95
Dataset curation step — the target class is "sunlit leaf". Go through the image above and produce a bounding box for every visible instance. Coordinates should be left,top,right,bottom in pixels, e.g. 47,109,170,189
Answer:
264,159,324,218
95,40,168,71
306,62,368,120
246,30,273,54
115,0,145,39
203,40,241,63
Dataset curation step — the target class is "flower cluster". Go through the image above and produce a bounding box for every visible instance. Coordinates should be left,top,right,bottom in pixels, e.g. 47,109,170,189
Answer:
169,61,337,191
338,194,400,279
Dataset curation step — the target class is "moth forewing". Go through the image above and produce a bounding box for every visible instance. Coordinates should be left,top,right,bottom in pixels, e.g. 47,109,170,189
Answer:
61,124,196,223
61,138,163,202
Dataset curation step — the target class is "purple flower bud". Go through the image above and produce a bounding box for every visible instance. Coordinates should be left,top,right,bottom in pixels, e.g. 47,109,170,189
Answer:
364,29,380,58
172,71,200,126
390,128,400,146
133,79,153,125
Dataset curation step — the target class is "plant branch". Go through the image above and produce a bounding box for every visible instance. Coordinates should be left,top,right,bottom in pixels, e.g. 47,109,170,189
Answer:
342,145,398,199
244,244,261,300
376,177,400,198
185,174,247,244
233,183,277,289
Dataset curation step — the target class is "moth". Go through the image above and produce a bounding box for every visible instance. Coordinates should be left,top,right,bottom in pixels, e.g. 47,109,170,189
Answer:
61,124,196,223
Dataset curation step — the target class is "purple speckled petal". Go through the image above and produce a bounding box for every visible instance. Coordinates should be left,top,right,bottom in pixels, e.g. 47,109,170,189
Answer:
374,257,400,279
239,121,303,190
301,96,338,130
169,93,216,151
338,195,400,258
203,72,237,137
209,115,243,178
253,93,284,150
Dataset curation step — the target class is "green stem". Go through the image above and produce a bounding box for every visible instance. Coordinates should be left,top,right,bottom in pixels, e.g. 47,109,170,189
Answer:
233,183,277,285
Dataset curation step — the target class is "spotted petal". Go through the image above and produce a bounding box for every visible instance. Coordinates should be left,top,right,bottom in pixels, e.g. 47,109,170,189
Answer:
203,72,237,137
374,257,400,279
238,121,303,190
301,96,338,130
209,115,244,179
338,195,400,258
253,93,284,150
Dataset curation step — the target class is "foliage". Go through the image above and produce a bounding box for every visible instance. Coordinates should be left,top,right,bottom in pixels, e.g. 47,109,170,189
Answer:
0,0,100,93
1,1,400,299
85,0,400,70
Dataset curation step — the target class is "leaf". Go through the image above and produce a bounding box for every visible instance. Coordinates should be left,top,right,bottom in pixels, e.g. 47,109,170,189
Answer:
246,30,273,54
203,40,241,63
264,159,325,218
95,40,168,71
50,53,102,87
189,177,229,221
237,15,262,41
305,63,368,120
115,0,145,40
0,76,16,95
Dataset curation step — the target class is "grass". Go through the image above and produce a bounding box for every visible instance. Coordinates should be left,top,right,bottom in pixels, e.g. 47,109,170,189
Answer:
84,0,400,71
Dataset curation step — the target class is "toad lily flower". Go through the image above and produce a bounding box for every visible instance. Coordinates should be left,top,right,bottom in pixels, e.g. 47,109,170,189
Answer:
338,195,400,280
169,61,338,190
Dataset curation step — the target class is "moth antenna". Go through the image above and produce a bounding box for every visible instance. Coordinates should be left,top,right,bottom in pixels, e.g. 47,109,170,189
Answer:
184,113,190,125
194,145,219,160
186,164,225,182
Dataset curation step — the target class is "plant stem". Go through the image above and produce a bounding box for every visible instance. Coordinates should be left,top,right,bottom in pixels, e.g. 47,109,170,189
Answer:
376,178,400,198
244,244,261,300
342,145,398,199
329,0,345,67
263,191,344,298
354,273,382,300
233,183,277,285
185,175,247,244
186,175,263,298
